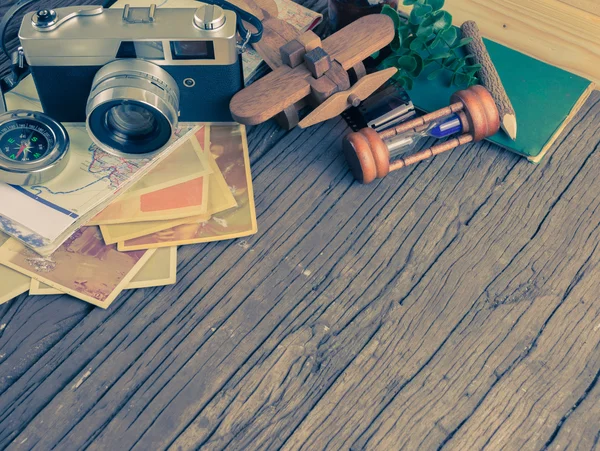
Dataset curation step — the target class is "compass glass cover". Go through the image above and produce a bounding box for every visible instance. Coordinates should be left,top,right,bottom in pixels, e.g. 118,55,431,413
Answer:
0,119,54,162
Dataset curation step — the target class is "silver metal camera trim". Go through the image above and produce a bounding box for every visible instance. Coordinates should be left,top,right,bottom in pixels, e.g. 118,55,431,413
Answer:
122,4,156,23
0,110,70,185
86,59,180,159
193,5,226,30
20,6,238,67
30,6,104,32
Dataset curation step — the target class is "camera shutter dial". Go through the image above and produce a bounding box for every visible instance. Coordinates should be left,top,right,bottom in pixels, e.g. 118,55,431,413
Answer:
193,5,226,30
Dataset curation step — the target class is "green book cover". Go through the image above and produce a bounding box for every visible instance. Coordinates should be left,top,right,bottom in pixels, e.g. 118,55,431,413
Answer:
407,38,595,162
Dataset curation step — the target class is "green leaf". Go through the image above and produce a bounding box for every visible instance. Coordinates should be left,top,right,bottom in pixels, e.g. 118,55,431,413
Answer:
416,24,433,37
463,63,482,76
381,4,401,29
405,77,414,90
409,37,426,52
370,50,380,60
452,58,466,71
393,74,407,87
440,26,457,45
446,59,464,72
410,3,432,24
454,37,473,48
429,52,452,60
421,13,437,28
379,55,399,69
429,36,444,49
397,55,417,72
453,72,470,86
431,10,452,31
403,0,418,5
413,3,433,16
427,67,445,80
443,55,456,66
424,33,437,44
399,24,411,40
396,46,411,56
423,60,438,71
425,0,444,10
402,35,416,50
410,54,424,77
390,33,403,51
409,10,424,25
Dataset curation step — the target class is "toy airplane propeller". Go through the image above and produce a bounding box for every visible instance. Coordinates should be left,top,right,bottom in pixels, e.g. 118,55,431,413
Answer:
229,14,397,130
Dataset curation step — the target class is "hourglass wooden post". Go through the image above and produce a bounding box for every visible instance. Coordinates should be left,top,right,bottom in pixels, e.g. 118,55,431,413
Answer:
343,85,500,184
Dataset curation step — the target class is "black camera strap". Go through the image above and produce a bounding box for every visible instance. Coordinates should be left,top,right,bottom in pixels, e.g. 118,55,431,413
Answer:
201,0,263,50
0,0,37,60
0,0,38,95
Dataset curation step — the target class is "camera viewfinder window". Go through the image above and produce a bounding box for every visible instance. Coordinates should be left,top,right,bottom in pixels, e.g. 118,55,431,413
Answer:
116,41,165,60
170,41,215,60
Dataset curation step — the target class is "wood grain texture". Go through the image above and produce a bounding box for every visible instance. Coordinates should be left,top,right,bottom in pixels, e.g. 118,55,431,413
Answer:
557,0,600,15
2,0,600,450
399,0,600,85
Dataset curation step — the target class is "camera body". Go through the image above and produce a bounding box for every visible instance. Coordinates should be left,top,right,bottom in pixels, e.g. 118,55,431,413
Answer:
18,5,243,124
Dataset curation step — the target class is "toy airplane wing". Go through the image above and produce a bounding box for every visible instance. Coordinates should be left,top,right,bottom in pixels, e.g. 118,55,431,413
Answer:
322,15,395,70
230,65,312,125
230,15,395,126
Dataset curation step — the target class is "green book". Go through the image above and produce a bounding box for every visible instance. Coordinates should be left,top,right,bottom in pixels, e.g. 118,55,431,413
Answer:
407,38,595,163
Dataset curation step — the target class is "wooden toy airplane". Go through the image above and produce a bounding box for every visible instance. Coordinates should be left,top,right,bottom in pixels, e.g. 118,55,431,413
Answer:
229,14,397,129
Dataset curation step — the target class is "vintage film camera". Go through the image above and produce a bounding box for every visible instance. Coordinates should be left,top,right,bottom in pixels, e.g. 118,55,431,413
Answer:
18,4,244,157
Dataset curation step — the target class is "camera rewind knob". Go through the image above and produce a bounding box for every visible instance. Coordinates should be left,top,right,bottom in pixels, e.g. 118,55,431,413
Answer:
194,5,226,30
32,9,58,28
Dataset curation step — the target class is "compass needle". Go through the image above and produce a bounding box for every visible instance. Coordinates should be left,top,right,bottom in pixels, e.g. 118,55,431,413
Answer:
0,110,70,185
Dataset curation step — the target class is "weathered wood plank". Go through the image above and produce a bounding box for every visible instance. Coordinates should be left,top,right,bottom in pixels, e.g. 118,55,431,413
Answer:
2,95,596,451
89,135,519,451
1,0,600,448
165,95,600,450
548,371,600,450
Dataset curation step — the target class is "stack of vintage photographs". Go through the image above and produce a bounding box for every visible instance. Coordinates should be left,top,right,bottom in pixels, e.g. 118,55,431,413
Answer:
0,124,257,308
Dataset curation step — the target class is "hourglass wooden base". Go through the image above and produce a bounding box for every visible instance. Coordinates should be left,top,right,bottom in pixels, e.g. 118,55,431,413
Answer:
343,85,500,184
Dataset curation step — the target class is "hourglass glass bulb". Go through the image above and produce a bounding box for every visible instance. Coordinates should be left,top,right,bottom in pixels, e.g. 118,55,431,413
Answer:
386,113,466,158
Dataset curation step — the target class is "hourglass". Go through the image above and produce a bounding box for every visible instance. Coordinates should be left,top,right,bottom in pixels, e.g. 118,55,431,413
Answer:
343,85,500,184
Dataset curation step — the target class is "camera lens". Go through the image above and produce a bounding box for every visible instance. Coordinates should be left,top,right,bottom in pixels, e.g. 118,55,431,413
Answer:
106,104,156,140
86,60,180,158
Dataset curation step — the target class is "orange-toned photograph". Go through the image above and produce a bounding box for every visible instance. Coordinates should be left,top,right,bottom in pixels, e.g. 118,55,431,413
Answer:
118,124,257,251
89,129,211,225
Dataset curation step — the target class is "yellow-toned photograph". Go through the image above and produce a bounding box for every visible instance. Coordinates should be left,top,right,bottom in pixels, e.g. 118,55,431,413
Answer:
118,124,257,251
0,227,154,308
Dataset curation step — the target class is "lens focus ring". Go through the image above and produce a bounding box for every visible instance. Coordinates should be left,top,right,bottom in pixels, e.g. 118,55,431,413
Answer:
86,60,180,158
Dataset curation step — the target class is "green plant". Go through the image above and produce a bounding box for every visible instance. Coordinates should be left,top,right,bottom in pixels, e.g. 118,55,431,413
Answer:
377,0,481,90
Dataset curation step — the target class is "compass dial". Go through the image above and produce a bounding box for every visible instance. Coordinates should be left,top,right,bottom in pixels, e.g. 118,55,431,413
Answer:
0,110,69,186
0,119,55,163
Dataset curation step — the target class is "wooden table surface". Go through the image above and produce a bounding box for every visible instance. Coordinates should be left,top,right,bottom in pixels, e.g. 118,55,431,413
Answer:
1,1,600,450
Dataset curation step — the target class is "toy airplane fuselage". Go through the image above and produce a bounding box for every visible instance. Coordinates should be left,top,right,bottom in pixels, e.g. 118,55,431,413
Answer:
229,14,397,129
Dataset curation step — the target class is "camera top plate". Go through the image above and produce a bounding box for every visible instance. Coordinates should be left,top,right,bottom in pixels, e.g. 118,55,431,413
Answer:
19,5,238,67
30,6,103,31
